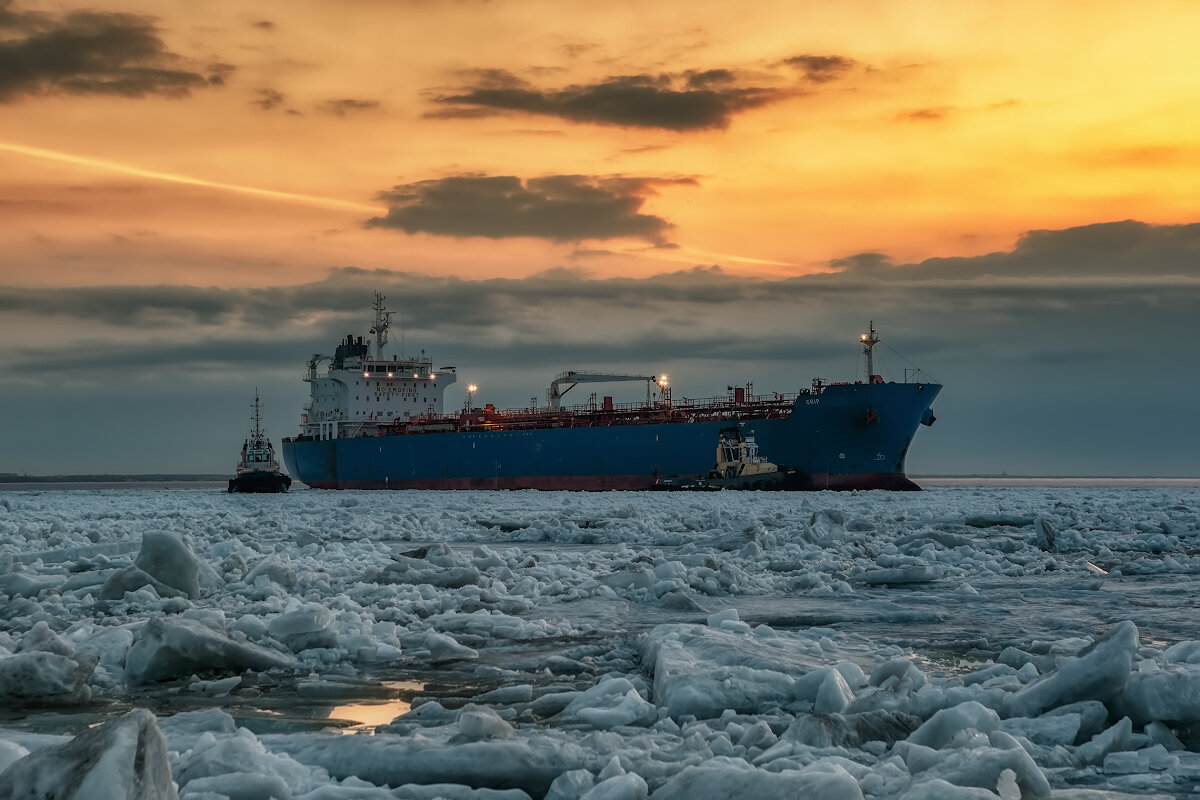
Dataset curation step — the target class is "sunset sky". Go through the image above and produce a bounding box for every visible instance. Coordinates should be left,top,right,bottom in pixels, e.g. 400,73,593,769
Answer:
3,0,1199,476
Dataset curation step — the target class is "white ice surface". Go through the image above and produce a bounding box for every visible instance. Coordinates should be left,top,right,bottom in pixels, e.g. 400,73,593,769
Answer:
1,485,1200,798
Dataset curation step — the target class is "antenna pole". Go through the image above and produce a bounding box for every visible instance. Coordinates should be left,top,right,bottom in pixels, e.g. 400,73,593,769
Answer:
370,292,392,360
252,389,263,438
861,322,880,382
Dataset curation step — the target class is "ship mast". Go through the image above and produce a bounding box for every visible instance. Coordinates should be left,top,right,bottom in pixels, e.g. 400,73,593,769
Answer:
861,322,880,382
368,292,393,360
252,389,264,440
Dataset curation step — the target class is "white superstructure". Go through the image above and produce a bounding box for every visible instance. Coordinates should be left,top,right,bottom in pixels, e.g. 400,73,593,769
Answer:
236,391,282,475
299,293,457,441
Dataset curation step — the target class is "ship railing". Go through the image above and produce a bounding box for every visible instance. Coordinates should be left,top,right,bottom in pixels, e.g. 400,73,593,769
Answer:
546,391,800,414
689,391,801,407
379,392,797,436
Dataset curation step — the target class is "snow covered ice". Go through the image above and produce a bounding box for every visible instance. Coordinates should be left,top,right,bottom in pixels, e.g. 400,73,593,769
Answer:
2,486,1200,799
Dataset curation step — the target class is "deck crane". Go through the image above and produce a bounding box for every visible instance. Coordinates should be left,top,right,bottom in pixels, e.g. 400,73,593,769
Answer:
547,370,664,410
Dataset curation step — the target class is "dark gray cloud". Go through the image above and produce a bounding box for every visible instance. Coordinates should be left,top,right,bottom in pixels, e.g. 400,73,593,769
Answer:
0,0,224,101
3,319,837,381
426,54,859,131
0,285,262,328
427,55,858,131
6,220,1200,336
206,62,234,87
895,107,948,122
0,265,841,357
836,220,1200,280
431,73,780,131
252,87,283,110
829,252,892,273
683,68,738,89
4,222,1193,392
423,105,497,120
319,98,380,116
782,55,856,83
367,174,696,243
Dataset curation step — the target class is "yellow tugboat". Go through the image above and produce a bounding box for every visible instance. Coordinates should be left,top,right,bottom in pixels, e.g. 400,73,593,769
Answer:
654,425,795,490
228,392,292,493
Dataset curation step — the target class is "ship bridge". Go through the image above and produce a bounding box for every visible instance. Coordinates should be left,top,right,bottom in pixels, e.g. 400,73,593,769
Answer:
299,293,458,440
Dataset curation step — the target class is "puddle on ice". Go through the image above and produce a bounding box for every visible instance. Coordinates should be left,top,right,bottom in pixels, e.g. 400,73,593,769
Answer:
325,680,423,733
0,678,427,737
209,677,428,734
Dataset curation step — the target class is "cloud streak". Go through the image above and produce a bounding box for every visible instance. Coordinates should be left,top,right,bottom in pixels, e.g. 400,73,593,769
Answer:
318,98,380,116
0,141,385,214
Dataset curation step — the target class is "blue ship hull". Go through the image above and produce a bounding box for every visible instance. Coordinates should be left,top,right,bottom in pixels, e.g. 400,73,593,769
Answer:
282,382,940,491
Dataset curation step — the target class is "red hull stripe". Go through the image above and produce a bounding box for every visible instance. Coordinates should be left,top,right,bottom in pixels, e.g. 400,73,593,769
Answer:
302,472,922,491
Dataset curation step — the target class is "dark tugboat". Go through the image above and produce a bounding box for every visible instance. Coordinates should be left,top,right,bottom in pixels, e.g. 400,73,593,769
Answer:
228,392,292,493
654,424,796,491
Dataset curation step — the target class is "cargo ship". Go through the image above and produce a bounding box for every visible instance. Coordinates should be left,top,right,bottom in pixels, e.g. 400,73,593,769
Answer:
281,294,940,490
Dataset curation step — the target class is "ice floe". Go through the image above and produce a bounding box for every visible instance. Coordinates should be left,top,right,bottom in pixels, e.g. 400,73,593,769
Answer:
0,708,174,799
1,485,1199,798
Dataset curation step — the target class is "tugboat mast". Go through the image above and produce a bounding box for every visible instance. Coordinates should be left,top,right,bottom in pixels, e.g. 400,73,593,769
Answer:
230,389,291,493
368,292,392,360
861,322,881,382
252,389,265,440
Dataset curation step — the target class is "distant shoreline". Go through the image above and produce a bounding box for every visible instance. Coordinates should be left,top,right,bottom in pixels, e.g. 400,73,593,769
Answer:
918,476,1200,488
0,474,226,483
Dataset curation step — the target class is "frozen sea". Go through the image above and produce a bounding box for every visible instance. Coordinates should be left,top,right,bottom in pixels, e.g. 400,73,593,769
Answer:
1,484,1199,799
